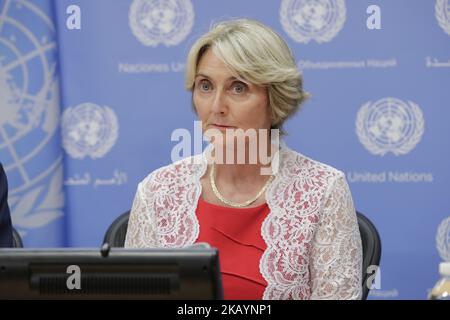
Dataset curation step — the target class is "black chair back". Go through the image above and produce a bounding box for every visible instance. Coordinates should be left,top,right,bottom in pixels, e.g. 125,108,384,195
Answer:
356,211,382,300
12,227,23,248
103,211,130,247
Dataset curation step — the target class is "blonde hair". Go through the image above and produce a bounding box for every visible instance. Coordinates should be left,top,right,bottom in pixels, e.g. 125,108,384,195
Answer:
185,18,308,135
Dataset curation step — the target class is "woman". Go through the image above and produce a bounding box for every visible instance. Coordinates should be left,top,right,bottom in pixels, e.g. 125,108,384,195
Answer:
125,19,362,300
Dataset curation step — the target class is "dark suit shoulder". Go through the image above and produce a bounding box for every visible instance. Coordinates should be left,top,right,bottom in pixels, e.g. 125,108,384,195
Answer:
0,163,13,247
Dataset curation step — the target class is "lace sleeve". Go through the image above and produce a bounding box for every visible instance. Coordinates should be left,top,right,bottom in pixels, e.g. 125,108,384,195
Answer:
124,179,158,248
309,172,363,300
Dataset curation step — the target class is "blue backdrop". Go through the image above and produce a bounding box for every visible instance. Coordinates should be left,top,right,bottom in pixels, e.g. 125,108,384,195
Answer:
1,0,450,299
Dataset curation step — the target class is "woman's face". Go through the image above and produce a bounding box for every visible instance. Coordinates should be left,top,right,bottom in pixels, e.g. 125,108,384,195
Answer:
193,49,272,148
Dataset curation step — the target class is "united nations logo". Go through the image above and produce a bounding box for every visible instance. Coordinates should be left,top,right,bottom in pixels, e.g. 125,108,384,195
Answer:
280,0,346,44
61,103,119,159
0,0,64,237
356,98,424,156
436,0,450,36
436,216,450,261
129,0,194,47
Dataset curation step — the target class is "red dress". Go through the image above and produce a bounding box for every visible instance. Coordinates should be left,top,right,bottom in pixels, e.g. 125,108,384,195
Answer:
195,197,270,300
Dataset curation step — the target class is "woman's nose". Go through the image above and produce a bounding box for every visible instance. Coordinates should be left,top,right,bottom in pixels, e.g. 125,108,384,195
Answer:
210,89,227,114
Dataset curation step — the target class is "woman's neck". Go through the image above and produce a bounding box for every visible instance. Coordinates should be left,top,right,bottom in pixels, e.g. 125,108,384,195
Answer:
214,162,270,187
210,142,277,188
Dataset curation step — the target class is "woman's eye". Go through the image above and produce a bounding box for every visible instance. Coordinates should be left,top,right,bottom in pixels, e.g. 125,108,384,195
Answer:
232,82,247,94
199,80,211,91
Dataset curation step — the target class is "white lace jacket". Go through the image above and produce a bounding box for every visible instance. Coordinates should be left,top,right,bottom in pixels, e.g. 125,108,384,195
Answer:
125,144,363,300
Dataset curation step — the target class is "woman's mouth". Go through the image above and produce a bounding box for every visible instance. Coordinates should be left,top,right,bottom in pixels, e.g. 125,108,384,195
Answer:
209,123,235,129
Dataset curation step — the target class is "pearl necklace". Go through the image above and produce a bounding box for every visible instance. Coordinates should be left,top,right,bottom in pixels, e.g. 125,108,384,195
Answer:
209,164,273,208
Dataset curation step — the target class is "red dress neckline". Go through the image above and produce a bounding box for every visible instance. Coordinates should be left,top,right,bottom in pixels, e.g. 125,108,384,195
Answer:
196,197,270,299
198,197,268,211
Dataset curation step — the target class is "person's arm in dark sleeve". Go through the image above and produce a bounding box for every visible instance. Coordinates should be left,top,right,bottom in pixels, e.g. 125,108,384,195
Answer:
0,163,13,248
